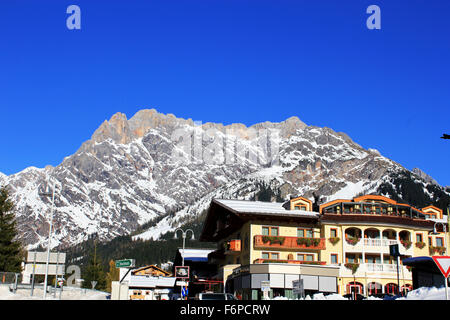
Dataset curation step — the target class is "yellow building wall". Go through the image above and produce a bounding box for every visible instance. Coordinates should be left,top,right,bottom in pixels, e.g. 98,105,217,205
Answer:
249,222,321,264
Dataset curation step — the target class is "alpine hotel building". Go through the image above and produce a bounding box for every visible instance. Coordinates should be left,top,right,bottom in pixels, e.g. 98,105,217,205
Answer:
199,194,448,299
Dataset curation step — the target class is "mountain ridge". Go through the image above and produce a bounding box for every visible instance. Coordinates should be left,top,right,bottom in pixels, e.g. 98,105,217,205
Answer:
2,108,448,249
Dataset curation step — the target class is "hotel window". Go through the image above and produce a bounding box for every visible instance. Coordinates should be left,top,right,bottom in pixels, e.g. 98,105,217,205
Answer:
428,237,433,246
416,234,423,243
262,226,278,236
331,254,338,264
330,228,338,238
262,252,279,260
436,237,444,247
297,254,314,261
298,228,313,238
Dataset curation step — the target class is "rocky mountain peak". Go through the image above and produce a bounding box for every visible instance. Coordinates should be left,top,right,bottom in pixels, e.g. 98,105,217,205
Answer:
412,167,438,185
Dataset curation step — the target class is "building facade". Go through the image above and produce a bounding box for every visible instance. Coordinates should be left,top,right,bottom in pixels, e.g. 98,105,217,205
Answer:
199,195,449,299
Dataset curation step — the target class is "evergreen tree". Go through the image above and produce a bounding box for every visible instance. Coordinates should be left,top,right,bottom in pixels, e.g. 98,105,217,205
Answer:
105,259,120,293
82,245,106,291
0,186,23,272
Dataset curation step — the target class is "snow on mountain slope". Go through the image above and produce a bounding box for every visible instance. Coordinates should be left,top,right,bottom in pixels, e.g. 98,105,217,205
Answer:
3,108,448,248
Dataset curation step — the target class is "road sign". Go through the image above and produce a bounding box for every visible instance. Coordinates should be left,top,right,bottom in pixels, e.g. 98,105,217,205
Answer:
432,256,450,278
175,266,190,279
260,280,270,292
176,281,189,287
182,286,188,298
293,279,304,296
115,259,135,268
389,244,400,257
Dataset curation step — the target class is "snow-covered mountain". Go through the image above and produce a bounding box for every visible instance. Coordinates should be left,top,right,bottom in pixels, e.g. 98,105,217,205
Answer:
2,109,449,248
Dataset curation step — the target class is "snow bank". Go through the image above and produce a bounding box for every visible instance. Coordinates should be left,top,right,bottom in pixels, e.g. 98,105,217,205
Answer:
399,286,450,300
0,285,109,300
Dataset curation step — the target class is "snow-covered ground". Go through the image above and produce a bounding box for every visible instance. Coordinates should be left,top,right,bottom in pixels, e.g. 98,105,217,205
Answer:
1,283,448,300
0,284,109,300
271,286,450,300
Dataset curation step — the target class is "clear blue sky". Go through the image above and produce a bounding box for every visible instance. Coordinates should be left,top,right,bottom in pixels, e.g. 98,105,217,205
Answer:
1,1,449,186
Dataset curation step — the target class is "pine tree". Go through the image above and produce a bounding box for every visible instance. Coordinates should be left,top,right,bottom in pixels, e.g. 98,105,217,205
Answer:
82,245,106,291
0,186,23,272
105,259,120,293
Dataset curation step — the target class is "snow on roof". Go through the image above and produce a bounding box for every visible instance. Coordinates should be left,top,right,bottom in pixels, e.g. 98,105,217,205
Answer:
214,199,319,218
129,275,176,288
178,248,215,260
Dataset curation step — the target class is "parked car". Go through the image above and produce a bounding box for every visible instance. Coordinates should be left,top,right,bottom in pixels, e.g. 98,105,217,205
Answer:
343,293,366,300
195,293,236,300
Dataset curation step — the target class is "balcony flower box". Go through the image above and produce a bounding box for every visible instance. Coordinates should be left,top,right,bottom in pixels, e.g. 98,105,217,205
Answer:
254,235,325,250
296,237,321,247
400,240,412,249
344,263,360,274
345,236,360,246
253,259,326,265
430,246,446,255
261,236,285,245
328,237,340,245
415,241,426,249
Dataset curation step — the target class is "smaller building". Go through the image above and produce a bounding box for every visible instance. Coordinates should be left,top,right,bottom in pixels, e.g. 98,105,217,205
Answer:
128,275,176,300
114,264,176,300
172,248,222,297
132,265,171,277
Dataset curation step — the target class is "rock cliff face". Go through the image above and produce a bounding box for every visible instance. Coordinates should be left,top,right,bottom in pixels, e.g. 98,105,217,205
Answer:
2,109,448,248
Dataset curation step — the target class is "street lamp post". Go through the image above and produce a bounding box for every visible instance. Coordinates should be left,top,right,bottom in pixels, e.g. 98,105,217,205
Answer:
39,180,57,300
174,228,195,266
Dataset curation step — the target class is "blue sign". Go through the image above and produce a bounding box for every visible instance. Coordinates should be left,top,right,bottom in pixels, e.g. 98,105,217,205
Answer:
182,286,188,297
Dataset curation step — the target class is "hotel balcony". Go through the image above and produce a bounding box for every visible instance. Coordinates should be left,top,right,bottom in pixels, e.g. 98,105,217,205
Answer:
339,263,412,278
253,258,326,265
225,239,241,255
253,235,326,251
343,237,414,256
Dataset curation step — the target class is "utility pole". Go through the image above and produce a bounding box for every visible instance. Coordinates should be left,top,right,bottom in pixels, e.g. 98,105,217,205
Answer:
39,180,56,300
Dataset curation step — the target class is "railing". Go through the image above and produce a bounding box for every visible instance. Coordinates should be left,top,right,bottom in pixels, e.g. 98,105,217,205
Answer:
366,263,396,272
363,238,398,247
253,259,326,265
253,235,326,251
225,239,241,254
341,263,412,276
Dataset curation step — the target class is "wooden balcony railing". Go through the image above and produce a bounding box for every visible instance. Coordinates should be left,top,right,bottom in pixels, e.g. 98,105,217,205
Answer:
253,259,326,265
225,239,241,254
253,235,326,251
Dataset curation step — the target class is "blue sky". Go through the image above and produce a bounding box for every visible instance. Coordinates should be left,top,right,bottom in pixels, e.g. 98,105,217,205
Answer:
1,1,449,186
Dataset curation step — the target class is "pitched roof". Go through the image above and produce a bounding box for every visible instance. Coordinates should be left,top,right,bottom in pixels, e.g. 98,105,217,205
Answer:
132,264,170,275
213,199,319,218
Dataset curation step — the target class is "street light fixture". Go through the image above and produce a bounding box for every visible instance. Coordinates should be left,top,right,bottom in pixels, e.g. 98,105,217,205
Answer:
174,228,195,266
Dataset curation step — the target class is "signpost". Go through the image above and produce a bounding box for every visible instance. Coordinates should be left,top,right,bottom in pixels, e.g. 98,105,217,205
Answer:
432,256,450,300
389,244,401,295
293,279,304,299
25,251,66,298
115,259,135,300
261,280,270,300
175,266,190,279
115,259,135,268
